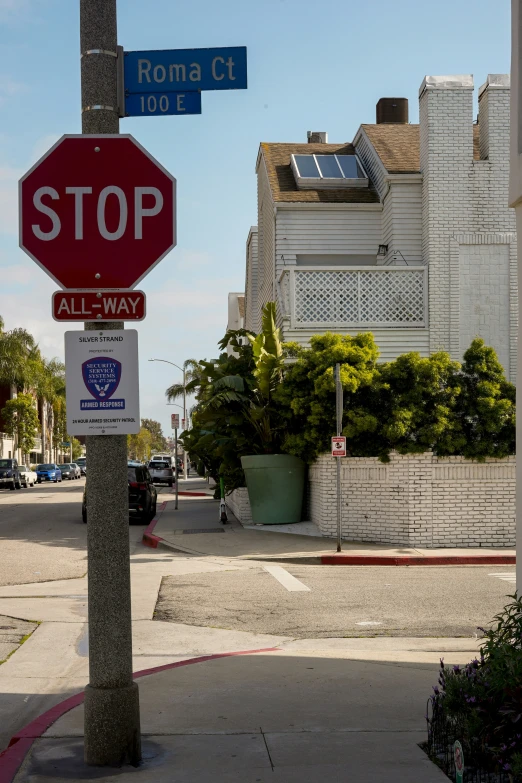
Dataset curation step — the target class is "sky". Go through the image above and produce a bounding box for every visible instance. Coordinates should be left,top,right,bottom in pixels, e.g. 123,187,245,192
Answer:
0,0,512,437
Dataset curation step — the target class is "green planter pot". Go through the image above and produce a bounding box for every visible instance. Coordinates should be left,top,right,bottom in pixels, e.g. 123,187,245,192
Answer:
241,454,305,525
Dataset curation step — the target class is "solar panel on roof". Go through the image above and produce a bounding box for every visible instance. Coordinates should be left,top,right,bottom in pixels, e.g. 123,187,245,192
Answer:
316,156,343,178
294,155,320,177
293,154,366,181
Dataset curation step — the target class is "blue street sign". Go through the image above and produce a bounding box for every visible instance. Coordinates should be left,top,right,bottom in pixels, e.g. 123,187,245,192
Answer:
125,91,201,117
124,46,247,94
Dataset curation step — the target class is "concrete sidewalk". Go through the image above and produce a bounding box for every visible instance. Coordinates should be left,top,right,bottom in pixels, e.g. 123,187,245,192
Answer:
4,640,476,782
146,493,516,565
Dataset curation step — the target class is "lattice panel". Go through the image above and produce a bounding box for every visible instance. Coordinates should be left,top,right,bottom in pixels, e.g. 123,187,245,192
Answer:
294,271,358,323
293,269,425,326
359,270,425,323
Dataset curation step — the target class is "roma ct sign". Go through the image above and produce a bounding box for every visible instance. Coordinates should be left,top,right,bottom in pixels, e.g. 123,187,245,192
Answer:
19,134,176,290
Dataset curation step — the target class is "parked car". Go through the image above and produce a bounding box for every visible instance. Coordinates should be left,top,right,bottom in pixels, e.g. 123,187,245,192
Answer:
0,458,22,490
19,466,37,488
58,463,80,480
148,459,174,487
36,464,62,483
75,457,86,476
82,462,157,524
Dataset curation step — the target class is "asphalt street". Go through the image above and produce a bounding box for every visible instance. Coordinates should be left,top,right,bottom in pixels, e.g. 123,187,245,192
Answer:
0,479,172,586
155,564,516,638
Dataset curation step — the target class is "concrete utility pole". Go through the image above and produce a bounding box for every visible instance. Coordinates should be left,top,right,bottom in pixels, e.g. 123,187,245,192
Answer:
510,0,522,591
80,0,141,767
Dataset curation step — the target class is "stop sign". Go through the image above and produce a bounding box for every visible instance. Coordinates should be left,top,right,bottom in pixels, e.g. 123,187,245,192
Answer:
19,135,176,289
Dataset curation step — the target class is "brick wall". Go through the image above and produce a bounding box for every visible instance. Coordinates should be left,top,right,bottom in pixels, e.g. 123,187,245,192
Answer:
309,452,515,548
227,487,253,524
420,74,517,379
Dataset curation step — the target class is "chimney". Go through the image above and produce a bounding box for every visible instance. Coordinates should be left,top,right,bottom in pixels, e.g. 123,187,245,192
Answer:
376,98,408,124
307,131,328,143
478,74,510,161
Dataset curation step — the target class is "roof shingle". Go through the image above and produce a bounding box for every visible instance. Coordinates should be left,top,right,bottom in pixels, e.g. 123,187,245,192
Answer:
260,142,380,204
361,123,481,173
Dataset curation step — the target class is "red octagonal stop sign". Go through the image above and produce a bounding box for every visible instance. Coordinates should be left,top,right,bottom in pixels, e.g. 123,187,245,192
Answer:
19,134,176,290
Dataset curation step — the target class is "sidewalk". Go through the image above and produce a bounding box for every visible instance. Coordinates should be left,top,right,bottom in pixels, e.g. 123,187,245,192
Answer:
146,491,516,566
3,638,478,782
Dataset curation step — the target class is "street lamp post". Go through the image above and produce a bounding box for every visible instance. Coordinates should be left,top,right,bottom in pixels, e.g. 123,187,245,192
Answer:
149,359,188,480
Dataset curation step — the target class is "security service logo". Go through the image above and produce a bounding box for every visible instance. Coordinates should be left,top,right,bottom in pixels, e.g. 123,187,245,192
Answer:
80,357,125,410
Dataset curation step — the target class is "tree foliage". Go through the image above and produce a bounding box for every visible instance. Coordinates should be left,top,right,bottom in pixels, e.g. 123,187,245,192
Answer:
178,301,516,490
127,427,153,461
141,418,168,453
1,393,40,459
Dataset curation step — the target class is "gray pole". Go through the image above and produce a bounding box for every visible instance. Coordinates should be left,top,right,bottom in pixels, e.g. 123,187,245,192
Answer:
80,0,141,767
182,369,188,480
335,363,343,553
174,427,179,509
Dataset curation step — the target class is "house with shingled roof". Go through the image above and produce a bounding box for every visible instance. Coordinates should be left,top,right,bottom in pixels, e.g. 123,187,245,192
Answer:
242,74,516,378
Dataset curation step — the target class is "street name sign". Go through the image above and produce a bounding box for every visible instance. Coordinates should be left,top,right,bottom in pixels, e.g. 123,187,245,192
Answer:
124,47,247,94
19,135,176,290
125,91,201,117
65,330,140,436
53,291,146,321
171,413,179,429
331,436,346,457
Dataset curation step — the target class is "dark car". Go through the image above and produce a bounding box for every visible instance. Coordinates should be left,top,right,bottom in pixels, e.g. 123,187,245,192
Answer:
0,459,22,491
76,458,86,476
82,462,157,524
58,463,81,480
36,464,62,483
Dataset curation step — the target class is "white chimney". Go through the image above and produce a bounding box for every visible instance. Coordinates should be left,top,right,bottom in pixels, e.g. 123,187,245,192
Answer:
307,131,328,143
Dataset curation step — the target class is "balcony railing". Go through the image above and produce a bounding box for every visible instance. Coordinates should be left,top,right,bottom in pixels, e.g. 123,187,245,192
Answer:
278,266,428,329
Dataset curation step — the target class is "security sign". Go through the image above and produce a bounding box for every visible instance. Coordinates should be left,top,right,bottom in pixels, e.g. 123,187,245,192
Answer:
331,436,346,457
65,330,140,435
82,357,122,408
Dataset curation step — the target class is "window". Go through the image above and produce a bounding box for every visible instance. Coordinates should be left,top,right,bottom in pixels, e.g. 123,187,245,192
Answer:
291,154,369,190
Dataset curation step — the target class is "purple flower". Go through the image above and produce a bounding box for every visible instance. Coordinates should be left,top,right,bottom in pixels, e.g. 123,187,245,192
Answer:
453,665,461,674
432,686,440,695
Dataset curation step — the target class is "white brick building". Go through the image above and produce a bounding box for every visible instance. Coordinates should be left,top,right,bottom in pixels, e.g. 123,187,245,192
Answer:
243,74,517,377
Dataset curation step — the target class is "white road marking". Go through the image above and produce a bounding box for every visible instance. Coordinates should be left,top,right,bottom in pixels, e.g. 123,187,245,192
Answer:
263,565,310,592
489,572,516,584
356,621,382,626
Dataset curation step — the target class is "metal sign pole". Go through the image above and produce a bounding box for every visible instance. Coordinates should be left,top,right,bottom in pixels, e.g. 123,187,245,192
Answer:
174,427,179,510
81,0,141,767
335,363,343,553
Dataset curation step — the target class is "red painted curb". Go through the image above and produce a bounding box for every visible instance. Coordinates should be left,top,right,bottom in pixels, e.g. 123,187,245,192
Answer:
320,554,516,566
169,489,210,497
0,647,279,783
141,501,167,549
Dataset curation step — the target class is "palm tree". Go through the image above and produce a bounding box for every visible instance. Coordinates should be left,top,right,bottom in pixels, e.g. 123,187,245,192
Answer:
165,358,200,404
0,317,38,389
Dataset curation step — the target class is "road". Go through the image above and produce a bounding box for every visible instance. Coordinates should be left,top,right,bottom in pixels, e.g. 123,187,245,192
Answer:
155,563,515,638
0,479,173,586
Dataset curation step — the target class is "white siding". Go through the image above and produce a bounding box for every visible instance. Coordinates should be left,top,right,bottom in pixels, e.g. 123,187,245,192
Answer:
282,326,430,362
382,181,422,263
257,158,275,327
275,206,382,275
353,129,388,197
244,227,258,332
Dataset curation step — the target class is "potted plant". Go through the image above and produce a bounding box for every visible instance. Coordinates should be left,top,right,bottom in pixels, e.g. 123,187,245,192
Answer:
239,303,305,525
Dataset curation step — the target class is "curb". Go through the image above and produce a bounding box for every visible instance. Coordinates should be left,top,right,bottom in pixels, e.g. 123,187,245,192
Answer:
141,501,167,549
0,647,279,783
319,554,516,566
249,554,516,566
